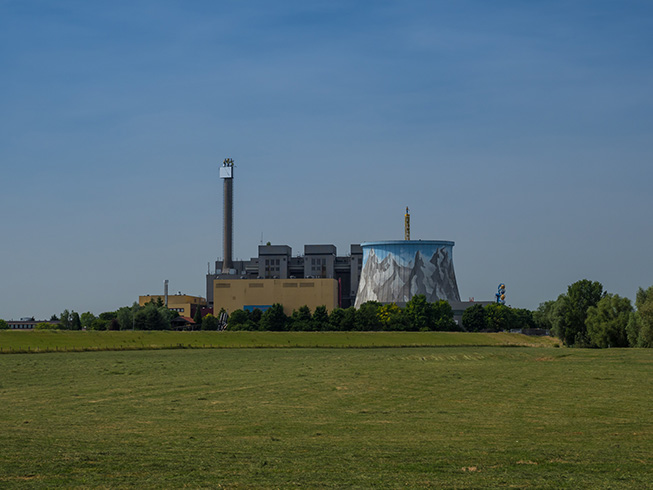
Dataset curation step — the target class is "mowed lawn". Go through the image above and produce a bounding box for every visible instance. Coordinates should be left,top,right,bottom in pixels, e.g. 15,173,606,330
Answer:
0,330,559,352
0,347,651,488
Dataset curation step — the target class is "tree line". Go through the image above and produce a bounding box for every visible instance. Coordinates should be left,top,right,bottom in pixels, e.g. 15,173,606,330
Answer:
461,303,534,332
31,298,180,331
532,279,653,348
4,279,651,348
204,295,462,332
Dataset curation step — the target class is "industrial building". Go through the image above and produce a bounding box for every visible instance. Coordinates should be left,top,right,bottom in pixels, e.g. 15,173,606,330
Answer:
138,294,208,318
206,244,363,312
211,277,339,314
205,158,363,314
205,158,483,324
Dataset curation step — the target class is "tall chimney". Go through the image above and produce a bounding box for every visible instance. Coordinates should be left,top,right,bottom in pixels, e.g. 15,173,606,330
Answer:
164,279,169,307
220,158,234,273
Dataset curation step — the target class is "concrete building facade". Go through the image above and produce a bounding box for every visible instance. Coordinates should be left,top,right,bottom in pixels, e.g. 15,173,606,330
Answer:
206,244,363,310
138,294,207,318
212,278,338,315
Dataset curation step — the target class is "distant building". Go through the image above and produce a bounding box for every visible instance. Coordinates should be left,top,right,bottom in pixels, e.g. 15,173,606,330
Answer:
206,244,363,311
211,278,339,315
206,158,488,322
138,294,208,319
6,318,59,329
171,316,198,330
205,241,488,323
449,300,494,327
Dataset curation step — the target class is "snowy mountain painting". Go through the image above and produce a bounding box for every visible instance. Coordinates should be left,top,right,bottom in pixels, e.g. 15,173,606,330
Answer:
355,241,461,307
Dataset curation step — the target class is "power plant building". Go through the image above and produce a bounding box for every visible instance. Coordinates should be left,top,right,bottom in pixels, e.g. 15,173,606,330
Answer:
206,157,476,322
211,278,339,314
207,244,363,313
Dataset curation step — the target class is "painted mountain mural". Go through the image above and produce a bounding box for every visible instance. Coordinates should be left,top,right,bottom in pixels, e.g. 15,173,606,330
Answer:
355,243,460,307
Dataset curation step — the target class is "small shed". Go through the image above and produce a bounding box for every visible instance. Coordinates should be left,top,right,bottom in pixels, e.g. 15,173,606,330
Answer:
171,316,197,331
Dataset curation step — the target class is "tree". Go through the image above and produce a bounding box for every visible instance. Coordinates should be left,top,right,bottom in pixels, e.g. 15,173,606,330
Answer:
60,309,71,330
290,306,312,331
632,286,653,347
260,303,288,331
91,318,109,330
328,308,345,331
626,312,643,347
80,312,96,330
70,311,82,330
552,280,605,346
116,306,134,331
312,305,330,331
139,306,161,330
134,302,170,330
35,322,57,330
0,319,8,330
485,303,516,331
533,300,556,330
378,303,405,331
227,309,250,330
202,314,220,331
49,314,59,322
99,311,118,322
248,308,263,330
513,308,535,330
585,294,633,348
340,307,357,331
328,307,358,331
356,301,382,331
193,306,203,326
462,304,486,332
403,295,431,331
431,300,458,331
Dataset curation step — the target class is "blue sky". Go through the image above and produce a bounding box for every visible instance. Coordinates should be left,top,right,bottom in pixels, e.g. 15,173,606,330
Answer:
2,1,652,320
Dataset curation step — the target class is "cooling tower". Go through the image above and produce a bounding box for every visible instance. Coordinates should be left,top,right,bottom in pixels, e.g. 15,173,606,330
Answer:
354,240,461,308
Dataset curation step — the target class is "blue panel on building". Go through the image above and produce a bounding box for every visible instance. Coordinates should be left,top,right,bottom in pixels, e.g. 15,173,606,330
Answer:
243,305,272,312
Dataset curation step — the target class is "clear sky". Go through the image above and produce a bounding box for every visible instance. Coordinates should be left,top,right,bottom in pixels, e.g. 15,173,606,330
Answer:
2,1,652,320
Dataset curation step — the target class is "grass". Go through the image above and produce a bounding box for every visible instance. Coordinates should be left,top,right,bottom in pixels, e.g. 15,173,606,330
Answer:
0,330,560,353
0,346,651,488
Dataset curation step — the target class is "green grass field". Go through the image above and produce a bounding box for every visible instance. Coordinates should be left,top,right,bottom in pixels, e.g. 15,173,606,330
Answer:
0,343,651,488
0,330,559,353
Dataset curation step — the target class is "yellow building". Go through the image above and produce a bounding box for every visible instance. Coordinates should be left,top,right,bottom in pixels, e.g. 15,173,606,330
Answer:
213,278,338,314
138,294,207,318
